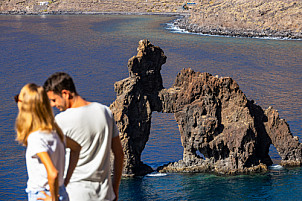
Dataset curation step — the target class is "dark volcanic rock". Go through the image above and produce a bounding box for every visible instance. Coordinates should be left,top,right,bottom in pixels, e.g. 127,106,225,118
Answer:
110,40,302,176
264,107,302,166
159,69,271,174
110,39,166,176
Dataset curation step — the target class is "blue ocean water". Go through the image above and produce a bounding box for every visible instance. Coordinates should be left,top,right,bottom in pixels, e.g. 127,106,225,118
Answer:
0,15,301,200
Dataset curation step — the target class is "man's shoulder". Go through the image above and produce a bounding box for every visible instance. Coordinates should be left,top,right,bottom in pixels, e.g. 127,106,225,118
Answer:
55,102,110,118
55,109,75,125
55,110,69,120
89,102,111,112
89,102,114,119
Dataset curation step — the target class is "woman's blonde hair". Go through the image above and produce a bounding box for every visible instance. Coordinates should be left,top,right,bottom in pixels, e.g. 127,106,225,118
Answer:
15,83,64,146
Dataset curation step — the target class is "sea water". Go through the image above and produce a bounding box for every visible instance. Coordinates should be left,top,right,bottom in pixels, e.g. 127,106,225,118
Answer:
0,15,301,200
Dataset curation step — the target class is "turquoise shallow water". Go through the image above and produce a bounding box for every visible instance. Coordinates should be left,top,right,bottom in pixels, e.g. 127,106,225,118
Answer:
0,15,301,200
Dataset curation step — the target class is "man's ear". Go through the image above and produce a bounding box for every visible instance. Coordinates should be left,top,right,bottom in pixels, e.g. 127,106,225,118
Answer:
61,89,72,100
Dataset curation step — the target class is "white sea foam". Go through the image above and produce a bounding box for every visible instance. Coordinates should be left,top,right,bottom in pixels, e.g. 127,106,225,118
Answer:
269,164,284,170
165,22,189,34
146,173,168,177
165,22,233,38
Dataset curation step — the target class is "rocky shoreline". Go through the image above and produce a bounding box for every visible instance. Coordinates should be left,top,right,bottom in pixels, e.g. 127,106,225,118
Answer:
1,0,301,40
0,10,183,16
2,12,300,40
173,16,302,40
184,0,302,40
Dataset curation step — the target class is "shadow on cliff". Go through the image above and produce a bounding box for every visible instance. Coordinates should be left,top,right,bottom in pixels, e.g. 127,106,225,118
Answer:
110,39,302,176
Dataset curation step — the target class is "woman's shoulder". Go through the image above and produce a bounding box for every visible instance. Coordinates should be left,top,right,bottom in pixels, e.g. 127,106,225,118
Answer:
28,130,56,141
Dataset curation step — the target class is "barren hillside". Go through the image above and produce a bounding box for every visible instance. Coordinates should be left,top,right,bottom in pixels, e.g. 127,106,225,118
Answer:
188,0,302,38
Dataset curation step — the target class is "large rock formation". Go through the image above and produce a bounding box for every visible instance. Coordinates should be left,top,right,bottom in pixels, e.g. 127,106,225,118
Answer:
110,39,302,176
110,39,166,176
158,69,301,174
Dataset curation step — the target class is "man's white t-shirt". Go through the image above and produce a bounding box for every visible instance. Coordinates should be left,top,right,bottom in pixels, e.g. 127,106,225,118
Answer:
55,102,119,199
26,130,65,191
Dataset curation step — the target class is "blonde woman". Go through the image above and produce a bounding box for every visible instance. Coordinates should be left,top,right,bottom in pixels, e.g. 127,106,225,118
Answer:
15,83,69,201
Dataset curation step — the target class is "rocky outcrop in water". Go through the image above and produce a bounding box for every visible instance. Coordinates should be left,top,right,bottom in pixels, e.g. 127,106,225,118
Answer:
110,39,166,176
158,69,301,174
110,39,302,176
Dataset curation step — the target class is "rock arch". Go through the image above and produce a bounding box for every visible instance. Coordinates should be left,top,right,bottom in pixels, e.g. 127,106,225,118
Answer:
110,40,302,176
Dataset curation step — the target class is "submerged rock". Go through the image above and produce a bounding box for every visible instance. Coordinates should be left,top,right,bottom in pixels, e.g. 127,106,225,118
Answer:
110,39,302,176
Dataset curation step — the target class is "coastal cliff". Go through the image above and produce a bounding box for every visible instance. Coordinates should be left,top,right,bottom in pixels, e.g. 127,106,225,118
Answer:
1,0,301,39
110,40,301,176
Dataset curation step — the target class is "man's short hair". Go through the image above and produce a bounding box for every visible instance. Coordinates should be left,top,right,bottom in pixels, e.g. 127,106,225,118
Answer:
43,72,77,95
